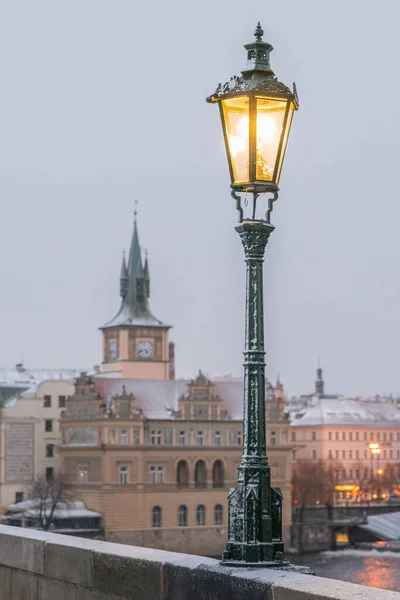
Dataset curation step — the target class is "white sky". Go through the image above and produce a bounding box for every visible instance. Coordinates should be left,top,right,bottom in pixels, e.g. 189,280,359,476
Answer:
0,0,399,397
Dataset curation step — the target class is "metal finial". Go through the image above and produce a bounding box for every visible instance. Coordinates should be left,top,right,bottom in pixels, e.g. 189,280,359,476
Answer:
254,21,264,41
134,198,138,221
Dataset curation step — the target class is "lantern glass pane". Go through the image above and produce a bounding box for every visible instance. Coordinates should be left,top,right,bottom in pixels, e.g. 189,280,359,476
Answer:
275,103,294,184
222,97,249,184
255,98,287,181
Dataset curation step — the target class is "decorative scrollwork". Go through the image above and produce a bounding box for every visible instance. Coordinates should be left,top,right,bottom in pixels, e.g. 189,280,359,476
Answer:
265,191,279,224
231,189,243,223
207,75,294,102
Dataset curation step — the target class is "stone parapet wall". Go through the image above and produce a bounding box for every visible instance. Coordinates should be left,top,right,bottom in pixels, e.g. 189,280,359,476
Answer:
0,525,399,600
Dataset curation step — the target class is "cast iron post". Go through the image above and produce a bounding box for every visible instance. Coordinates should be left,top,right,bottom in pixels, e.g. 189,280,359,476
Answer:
222,219,286,566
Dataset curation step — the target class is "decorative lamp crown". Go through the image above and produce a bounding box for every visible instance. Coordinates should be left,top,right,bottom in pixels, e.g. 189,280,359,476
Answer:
207,23,299,221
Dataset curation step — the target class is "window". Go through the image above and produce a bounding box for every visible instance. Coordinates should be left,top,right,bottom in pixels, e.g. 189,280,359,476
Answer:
342,450,346,459
342,432,346,441
356,469,360,479
157,430,162,445
312,450,317,460
291,432,296,442
178,505,187,527
151,431,156,445
43,395,51,408
45,420,53,433
214,504,223,525
149,466,156,483
335,450,339,459
370,432,374,440
109,340,117,360
364,450,368,459
312,431,316,441
164,428,172,445
237,431,242,445
120,430,127,445
328,431,332,441
58,395,66,408
78,466,88,483
349,469,353,479
383,432,387,441
349,432,352,441
383,450,387,459
214,431,221,446
109,429,115,445
197,431,204,445
151,506,162,528
328,450,332,459
212,460,224,488
364,432,367,441
46,467,54,481
281,431,288,445
120,466,128,484
157,466,164,483
377,432,381,441
355,432,359,441
46,444,54,458
178,430,186,445
364,468,369,479
133,428,140,444
195,460,207,488
349,450,352,459
335,432,339,441
177,460,189,488
390,450,393,460
292,450,296,459
356,450,359,459
390,432,393,442
15,492,24,504
342,469,346,479
271,431,277,446
398,433,400,442
196,505,206,526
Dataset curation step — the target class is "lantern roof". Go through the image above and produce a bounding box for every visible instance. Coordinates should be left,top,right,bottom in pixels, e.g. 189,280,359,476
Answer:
206,22,299,106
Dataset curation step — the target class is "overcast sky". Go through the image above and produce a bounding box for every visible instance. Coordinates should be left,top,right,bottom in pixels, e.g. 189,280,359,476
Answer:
1,0,400,397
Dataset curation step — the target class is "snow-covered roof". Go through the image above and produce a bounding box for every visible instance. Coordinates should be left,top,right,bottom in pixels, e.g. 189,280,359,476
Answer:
93,376,258,421
7,500,101,518
0,367,82,386
292,397,400,427
359,512,400,540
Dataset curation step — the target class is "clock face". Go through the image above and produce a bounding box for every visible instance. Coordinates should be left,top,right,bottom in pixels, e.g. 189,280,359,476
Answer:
137,340,153,358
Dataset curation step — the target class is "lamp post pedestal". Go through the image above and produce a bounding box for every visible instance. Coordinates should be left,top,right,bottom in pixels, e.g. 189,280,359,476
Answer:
222,219,286,567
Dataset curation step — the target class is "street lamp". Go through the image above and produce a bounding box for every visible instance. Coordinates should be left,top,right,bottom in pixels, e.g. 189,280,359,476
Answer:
207,23,298,567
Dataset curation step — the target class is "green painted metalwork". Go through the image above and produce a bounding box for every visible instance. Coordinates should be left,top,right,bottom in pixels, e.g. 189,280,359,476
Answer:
221,220,287,567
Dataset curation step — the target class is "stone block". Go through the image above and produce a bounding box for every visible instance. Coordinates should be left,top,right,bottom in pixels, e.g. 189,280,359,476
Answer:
0,565,12,600
37,577,122,600
93,552,162,600
0,526,46,574
11,570,38,600
44,540,93,586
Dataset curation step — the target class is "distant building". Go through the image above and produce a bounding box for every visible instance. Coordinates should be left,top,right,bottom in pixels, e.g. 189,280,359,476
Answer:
59,371,292,556
58,215,293,556
0,373,79,507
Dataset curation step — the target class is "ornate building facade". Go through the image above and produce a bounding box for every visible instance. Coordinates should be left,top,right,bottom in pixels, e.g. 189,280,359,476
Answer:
60,372,292,556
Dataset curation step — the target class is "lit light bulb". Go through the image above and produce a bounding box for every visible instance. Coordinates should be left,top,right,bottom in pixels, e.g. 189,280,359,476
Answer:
257,113,277,144
229,115,249,156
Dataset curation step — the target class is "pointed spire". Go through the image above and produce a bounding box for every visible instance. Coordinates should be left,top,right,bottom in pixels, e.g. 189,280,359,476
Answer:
119,250,128,298
143,249,150,298
275,373,283,391
315,359,324,397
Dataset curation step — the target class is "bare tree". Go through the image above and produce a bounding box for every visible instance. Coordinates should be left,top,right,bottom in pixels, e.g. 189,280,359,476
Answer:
28,472,72,530
292,460,341,515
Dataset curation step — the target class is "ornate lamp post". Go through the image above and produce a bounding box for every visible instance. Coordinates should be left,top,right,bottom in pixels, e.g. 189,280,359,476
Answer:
207,23,298,566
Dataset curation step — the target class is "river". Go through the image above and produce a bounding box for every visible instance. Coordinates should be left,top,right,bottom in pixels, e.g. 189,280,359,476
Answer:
290,547,400,592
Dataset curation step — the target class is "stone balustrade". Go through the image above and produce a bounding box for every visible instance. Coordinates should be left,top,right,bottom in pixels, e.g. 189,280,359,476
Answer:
0,525,399,599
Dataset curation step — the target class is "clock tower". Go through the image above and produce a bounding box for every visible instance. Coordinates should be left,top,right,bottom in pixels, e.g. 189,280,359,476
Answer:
100,214,172,379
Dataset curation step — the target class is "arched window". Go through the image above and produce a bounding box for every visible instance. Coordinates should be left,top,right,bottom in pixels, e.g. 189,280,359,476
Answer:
178,505,187,527
196,504,206,526
212,460,224,488
194,460,207,488
214,504,223,525
176,460,189,488
151,506,162,528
